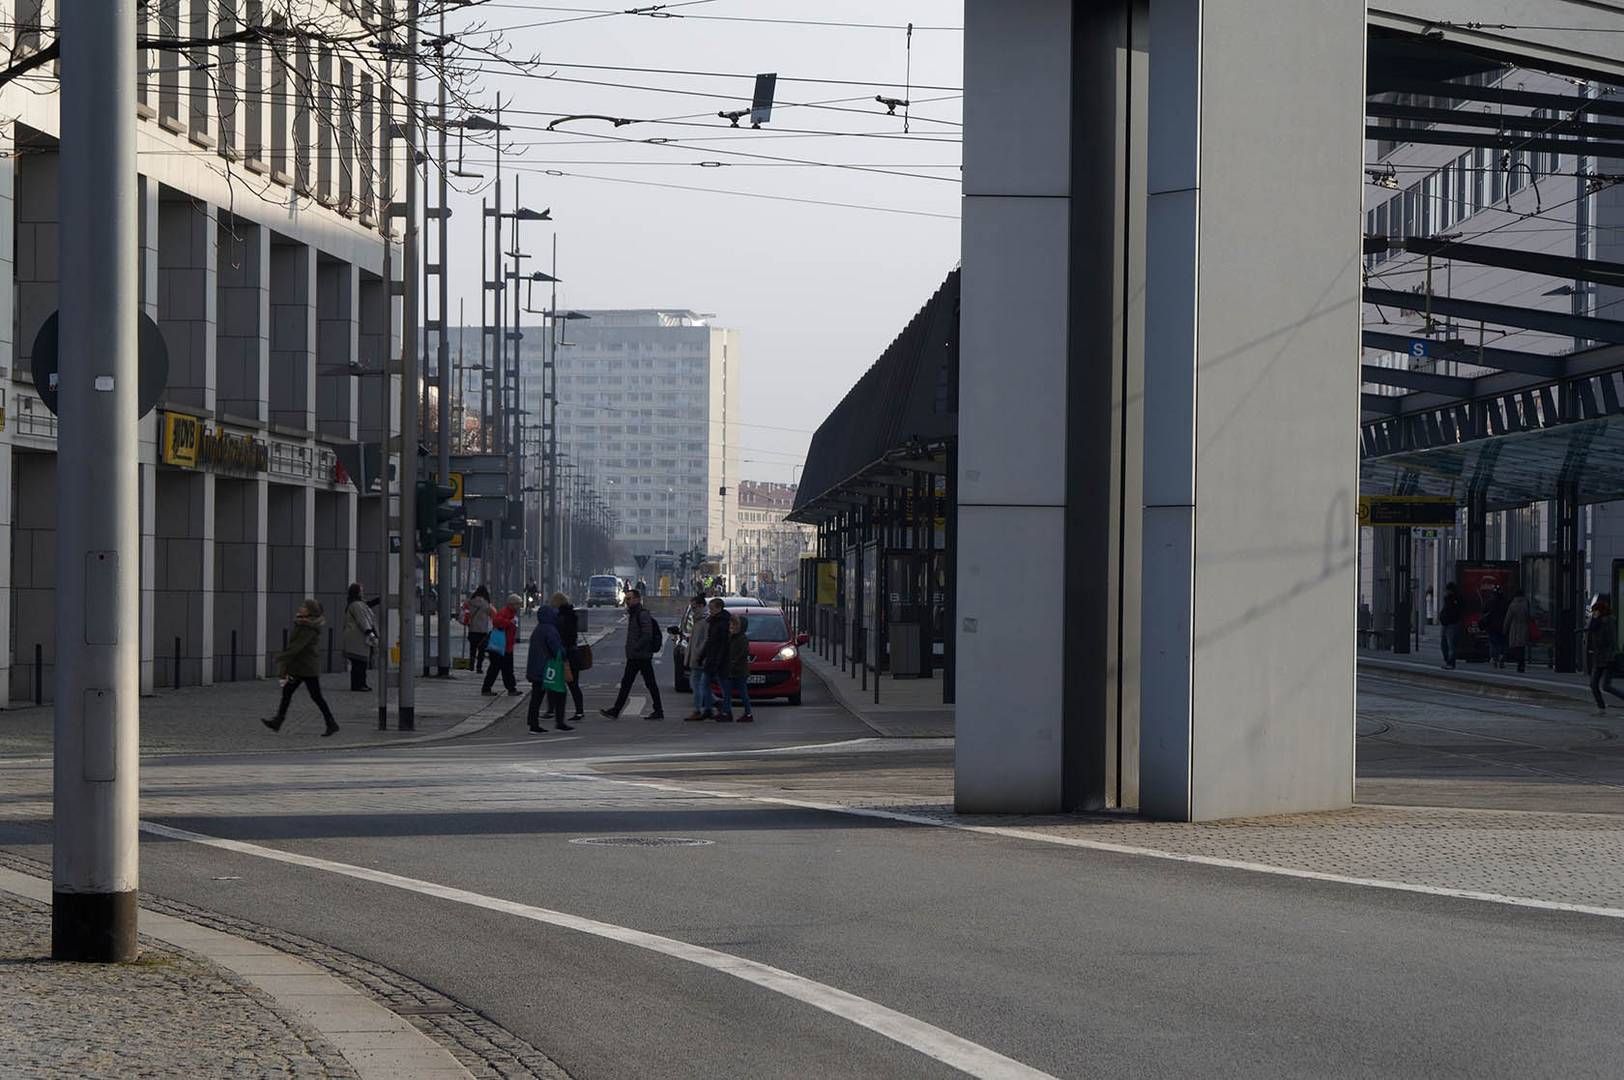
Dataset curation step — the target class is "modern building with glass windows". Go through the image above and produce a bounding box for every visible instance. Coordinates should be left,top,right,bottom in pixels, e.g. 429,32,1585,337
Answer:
521,310,741,563
0,1,406,703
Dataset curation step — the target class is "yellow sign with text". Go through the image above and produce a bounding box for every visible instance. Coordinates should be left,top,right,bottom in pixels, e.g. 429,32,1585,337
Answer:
160,411,201,468
816,560,839,605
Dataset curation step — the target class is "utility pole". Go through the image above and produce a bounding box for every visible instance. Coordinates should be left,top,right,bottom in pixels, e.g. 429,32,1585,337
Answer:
397,0,421,729
433,8,453,677
55,0,140,962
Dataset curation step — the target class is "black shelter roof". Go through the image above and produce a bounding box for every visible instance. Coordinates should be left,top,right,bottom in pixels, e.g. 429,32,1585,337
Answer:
790,270,959,522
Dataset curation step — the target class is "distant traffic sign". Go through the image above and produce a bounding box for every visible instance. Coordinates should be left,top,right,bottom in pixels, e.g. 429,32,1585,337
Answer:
1408,339,1431,359
1358,496,1456,528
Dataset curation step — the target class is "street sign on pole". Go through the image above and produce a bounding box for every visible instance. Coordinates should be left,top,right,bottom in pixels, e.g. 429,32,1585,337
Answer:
31,310,170,418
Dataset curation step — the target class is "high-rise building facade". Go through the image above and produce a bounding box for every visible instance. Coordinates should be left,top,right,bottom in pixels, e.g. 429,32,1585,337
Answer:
523,310,740,562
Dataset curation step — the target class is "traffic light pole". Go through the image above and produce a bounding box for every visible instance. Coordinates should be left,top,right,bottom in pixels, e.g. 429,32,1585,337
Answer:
434,9,453,676
397,0,421,729
54,0,140,962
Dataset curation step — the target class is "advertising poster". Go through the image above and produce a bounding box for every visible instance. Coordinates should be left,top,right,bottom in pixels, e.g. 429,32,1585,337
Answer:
816,560,839,606
1456,561,1518,662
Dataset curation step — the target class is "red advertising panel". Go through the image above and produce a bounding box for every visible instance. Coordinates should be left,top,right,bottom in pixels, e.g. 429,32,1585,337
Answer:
1457,560,1518,662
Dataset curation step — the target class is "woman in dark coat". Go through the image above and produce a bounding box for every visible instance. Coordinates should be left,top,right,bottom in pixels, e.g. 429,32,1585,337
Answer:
264,598,339,736
525,604,572,732
550,591,585,723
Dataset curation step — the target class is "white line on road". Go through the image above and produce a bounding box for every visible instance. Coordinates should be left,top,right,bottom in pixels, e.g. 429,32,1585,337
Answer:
139,821,1057,1080
514,768,1624,922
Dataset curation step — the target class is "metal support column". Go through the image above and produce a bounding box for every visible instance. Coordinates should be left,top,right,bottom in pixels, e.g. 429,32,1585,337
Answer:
1555,480,1582,674
433,13,452,677
1466,488,1488,562
396,0,421,728
1393,526,1413,654
54,0,141,962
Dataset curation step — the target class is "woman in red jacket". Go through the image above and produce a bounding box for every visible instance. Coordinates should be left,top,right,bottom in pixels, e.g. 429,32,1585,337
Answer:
480,593,523,695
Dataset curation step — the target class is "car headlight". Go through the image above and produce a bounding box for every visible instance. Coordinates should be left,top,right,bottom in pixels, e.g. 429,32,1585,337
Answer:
774,645,798,662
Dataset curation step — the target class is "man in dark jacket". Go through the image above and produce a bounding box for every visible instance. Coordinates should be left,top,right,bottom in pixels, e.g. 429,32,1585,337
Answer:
526,605,571,732
553,594,585,722
601,589,666,720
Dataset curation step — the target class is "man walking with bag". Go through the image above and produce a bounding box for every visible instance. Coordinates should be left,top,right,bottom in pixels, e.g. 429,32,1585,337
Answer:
601,589,665,720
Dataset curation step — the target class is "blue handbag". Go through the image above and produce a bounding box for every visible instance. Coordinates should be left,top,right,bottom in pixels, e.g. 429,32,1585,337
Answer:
488,629,507,656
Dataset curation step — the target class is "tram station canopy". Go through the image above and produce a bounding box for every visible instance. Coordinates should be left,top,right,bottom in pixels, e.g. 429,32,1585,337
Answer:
789,270,959,524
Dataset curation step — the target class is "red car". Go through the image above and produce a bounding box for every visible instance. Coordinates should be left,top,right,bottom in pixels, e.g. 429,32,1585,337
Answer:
710,606,807,706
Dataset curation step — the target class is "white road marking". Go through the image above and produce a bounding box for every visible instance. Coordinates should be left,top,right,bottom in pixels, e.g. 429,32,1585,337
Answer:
139,821,1056,1080
512,768,1624,923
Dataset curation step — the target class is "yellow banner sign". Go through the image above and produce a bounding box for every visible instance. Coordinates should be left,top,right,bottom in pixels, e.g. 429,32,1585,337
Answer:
160,411,201,468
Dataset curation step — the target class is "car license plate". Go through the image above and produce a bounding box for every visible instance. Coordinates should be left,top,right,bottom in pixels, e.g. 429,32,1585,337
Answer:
747,674,766,685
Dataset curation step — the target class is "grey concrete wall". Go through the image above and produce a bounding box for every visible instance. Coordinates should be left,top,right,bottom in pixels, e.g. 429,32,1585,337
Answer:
217,218,269,424
154,469,213,686
313,490,351,674
213,475,266,681
265,483,310,669
1138,0,1363,820
9,452,55,703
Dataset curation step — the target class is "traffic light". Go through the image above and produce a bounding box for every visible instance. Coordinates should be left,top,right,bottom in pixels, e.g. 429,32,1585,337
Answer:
417,479,465,550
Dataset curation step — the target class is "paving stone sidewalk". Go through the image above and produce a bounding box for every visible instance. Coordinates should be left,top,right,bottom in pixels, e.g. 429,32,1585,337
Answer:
0,672,528,759
592,748,1624,914
0,888,355,1079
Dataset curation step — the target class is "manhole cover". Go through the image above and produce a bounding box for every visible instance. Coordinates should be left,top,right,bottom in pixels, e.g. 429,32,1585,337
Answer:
569,836,714,848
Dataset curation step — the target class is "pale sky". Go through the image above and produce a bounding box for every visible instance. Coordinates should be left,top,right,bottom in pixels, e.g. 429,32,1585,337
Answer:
441,0,965,484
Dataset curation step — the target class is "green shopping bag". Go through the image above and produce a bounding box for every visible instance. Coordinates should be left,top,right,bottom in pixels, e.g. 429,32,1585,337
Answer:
542,657,567,693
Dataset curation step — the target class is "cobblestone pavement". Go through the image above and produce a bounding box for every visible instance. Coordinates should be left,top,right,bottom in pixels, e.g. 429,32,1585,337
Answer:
0,885,355,1079
0,671,530,759
0,850,571,1080
589,744,1624,913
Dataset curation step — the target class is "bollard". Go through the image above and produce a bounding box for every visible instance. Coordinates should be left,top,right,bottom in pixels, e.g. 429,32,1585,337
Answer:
174,636,182,689
230,629,238,682
34,643,42,707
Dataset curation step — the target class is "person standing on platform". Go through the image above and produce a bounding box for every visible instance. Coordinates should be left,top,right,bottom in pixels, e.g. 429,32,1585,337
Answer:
1504,589,1531,674
1587,597,1624,712
601,589,665,720
1438,582,1463,670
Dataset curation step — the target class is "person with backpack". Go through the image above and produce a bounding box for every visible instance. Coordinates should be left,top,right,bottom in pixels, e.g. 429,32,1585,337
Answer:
600,589,665,720
1438,582,1463,669
263,599,340,737
526,602,572,732
481,593,522,696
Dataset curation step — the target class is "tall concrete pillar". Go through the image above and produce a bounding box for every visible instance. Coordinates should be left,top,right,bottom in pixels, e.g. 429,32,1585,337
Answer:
957,0,1361,821
956,1,1146,814
1137,0,1362,820
0,122,17,708
269,240,315,432
138,176,159,695
157,193,216,411
316,259,358,441
213,476,264,681
266,484,308,669
153,470,214,686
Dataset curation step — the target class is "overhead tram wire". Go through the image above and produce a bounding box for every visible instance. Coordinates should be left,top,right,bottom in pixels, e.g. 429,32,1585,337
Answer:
422,56,962,93
509,165,959,220
473,4,963,32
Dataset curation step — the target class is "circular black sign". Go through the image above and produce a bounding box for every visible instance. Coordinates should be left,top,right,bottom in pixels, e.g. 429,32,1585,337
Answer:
29,311,171,418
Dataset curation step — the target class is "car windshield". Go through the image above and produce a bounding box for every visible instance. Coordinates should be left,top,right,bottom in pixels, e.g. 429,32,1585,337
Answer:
738,615,789,643
589,577,618,588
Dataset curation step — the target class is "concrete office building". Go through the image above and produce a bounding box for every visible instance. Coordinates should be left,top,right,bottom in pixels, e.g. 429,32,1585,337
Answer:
527,310,740,561
733,481,813,596
0,1,403,704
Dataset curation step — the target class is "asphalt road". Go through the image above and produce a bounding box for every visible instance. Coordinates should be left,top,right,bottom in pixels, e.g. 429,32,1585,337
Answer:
3,613,1623,1078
